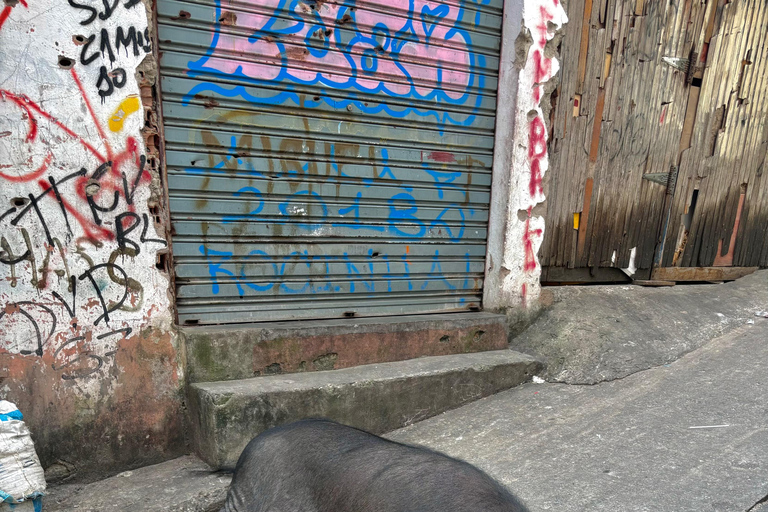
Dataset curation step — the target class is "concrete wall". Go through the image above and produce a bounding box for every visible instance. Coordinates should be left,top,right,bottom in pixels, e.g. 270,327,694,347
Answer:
485,0,566,315
0,0,183,480
0,0,564,480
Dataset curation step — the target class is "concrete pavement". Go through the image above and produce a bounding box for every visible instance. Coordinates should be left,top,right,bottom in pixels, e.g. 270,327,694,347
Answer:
46,318,767,511
389,320,768,511
42,274,768,511
512,270,768,384
43,456,231,511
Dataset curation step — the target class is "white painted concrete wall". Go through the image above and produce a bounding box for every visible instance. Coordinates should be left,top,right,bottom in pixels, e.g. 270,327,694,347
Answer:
0,0,173,394
485,0,567,311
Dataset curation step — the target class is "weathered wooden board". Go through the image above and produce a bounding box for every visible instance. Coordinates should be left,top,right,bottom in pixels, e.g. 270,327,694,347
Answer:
652,266,759,282
542,266,631,284
542,0,705,271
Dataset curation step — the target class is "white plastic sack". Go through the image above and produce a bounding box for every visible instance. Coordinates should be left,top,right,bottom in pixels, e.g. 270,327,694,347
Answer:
0,401,45,505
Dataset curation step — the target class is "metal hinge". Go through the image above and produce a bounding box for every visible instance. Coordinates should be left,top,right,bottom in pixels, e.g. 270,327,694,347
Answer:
642,165,679,196
662,50,700,85
661,56,690,73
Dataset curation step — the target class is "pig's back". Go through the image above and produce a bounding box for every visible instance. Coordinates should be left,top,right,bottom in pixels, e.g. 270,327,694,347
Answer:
222,419,527,512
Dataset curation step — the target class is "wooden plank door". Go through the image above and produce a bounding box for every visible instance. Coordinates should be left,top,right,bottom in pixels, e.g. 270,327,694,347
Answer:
540,0,765,282
657,0,768,276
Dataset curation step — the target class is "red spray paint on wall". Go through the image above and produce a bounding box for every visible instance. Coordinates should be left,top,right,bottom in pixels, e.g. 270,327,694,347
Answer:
518,0,563,298
0,0,27,32
0,68,150,242
523,207,543,272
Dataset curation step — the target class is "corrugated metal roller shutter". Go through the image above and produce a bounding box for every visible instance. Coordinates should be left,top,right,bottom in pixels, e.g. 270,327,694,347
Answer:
156,0,503,324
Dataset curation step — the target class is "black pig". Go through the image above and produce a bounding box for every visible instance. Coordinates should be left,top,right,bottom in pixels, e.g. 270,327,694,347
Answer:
221,418,529,512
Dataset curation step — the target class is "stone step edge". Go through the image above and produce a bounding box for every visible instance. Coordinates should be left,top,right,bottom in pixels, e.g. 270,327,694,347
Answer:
182,312,510,383
188,349,544,469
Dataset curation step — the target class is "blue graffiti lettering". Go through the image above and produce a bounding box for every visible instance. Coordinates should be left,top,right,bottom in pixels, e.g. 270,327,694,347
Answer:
387,193,426,238
223,186,265,224
201,246,474,298
182,0,485,130
200,246,244,296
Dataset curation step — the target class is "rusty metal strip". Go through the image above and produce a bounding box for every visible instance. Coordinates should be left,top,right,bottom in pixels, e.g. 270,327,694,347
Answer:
588,88,606,163
713,188,746,267
576,177,594,260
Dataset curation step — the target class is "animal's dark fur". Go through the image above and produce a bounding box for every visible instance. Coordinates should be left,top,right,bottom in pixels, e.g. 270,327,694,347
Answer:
222,419,529,512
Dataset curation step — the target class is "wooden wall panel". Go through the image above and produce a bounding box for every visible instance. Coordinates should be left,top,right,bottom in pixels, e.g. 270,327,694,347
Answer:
543,0,768,274
662,0,768,268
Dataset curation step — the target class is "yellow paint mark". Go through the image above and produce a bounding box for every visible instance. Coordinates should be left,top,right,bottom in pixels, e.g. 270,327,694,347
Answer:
602,52,612,81
573,212,580,230
109,95,140,132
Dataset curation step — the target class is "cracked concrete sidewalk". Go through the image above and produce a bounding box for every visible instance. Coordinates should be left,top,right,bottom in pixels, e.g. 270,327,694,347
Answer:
43,272,768,511
390,320,768,511
513,270,768,384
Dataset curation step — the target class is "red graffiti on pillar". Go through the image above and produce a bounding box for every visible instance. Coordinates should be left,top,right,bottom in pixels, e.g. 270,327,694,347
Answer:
528,115,546,197
0,153,52,183
520,0,560,288
523,208,542,272
528,116,547,159
529,159,543,197
534,6,553,46
533,50,552,83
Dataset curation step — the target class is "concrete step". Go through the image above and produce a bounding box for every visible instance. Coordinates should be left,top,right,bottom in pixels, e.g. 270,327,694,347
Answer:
188,349,542,469
182,312,508,382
